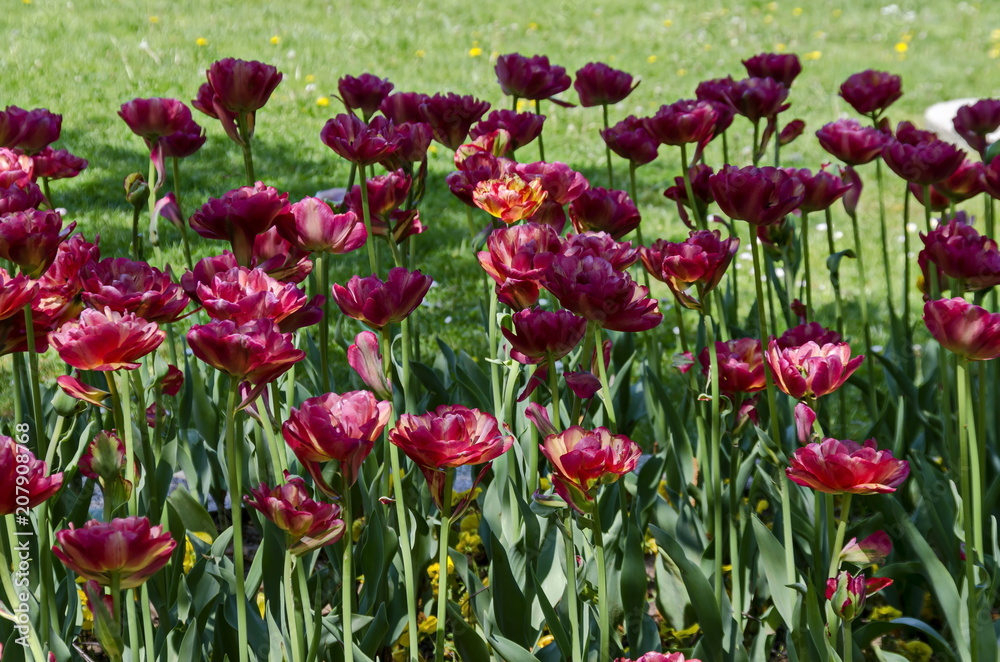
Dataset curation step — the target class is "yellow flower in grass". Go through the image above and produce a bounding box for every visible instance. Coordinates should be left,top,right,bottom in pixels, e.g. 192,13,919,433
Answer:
415,49,426,58
196,37,208,47
990,47,1000,59
540,475,551,491
803,50,822,60
775,43,787,52
895,42,908,53
270,35,281,45
353,517,365,542
469,47,483,57
183,531,214,574
527,22,539,31
792,7,803,15
316,97,330,108
898,640,933,662
149,16,159,23
663,19,673,27
419,615,438,637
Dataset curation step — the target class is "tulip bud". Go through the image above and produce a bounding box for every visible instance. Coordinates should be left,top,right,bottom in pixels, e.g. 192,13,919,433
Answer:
825,571,893,622
124,173,148,209
840,530,893,565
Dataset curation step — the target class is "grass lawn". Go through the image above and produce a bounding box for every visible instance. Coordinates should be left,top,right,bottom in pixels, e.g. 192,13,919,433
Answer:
2,0,998,417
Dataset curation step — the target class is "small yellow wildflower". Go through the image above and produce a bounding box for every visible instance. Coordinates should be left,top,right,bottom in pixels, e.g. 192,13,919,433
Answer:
426,557,455,582
256,590,266,618
647,55,658,64
428,144,438,154
196,37,208,47
540,475,551,491
832,8,842,17
643,535,659,555
990,47,1000,59
766,1,778,10
419,615,438,636
803,50,822,60
991,28,1000,41
775,43,787,52
456,531,483,554
537,634,555,648
316,97,330,107
663,19,673,27
895,42,908,53
469,47,483,57
305,74,315,83
353,517,365,542
763,15,774,25
22,0,32,5
415,49,426,58
792,7,803,16
451,486,482,507
703,44,712,51
460,513,481,532
898,640,933,662
870,604,903,621
527,22,539,31
756,499,770,514
660,622,701,647
149,16,159,23
677,68,687,76
814,30,826,39
76,582,94,630
901,32,913,43
270,35,281,45
722,564,733,573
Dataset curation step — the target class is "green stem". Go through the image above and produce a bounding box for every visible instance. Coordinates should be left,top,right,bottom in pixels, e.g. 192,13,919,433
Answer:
238,114,256,186
534,99,545,162
302,562,322,662
973,363,985,556
547,355,561,431
111,571,123,661
434,469,454,662
141,584,155,662
357,164,379,275
172,157,194,271
259,399,288,483
749,232,793,577
224,381,249,662
602,104,614,188
285,552,304,662
341,481,356,662
955,359,979,656
751,121,761,167
593,503,610,662
728,442,744,630
11,353,23,429
847,209,878,422
126,586,141,662
705,303,723,606
22,307,44,448
131,205,142,261
41,176,54,208
629,163,662,379
826,493,852,580
563,514,582,662
147,151,158,253
0,517,46,659
902,185,911,332
488,281,502,418
116,372,139,517
843,617,853,662
590,323,617,432
679,143,705,231
801,212,813,316
874,159,895,317
316,254,331,392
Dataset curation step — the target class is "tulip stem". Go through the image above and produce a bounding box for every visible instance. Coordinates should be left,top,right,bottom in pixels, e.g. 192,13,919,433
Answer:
11,353,23,431
679,143,706,231
147,149,158,255
380,329,420,662
0,517,46,660
141,584,155,662
571,324,595,426
131,204,142,262
846,208,878,422
126,586,141,662
115,373,139,518
563,513,582,662
487,280,503,419
874,159,895,319
434,469,454,662
843,618,853,662
236,114,255,186
285,553,304,662
535,99,545,162
752,121,761,167
801,212,813,316
172,157,194,271
592,501,610,662
955,359,980,656
223,381,249,662
704,302,724,608
341,479,357,662
629,163,663,378
356,164,380,276
548,355,561,431
826,493,852,580
824,207,847,437
749,232,793,577
315,254,331,392
901,185,911,333
590,323,617,432
22,306,45,448
602,104,614,188
728,442,745,632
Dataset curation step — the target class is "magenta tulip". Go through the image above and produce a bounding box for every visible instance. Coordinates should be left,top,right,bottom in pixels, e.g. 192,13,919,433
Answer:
708,165,804,226
923,297,1000,360
0,209,75,278
644,99,718,146
839,70,902,117
53,517,176,589
81,258,189,324
788,438,909,494
189,182,293,267
31,147,88,180
278,197,366,254
882,137,966,185
699,337,766,394
320,114,399,166
540,426,641,513
601,116,659,166
953,98,1000,158
0,435,62,515
50,307,164,371
742,52,802,87
574,62,638,107
186,319,304,395
206,58,282,114
331,267,432,330
470,110,546,151
0,268,38,322
118,98,193,148
337,73,394,120
502,308,588,364
765,339,864,400
815,119,890,166
478,223,561,310
495,53,572,102
919,218,1000,292
418,93,491,150
641,230,738,310
245,477,346,555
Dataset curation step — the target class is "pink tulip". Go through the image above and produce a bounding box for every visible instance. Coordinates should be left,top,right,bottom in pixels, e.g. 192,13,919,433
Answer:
278,197,366,254
787,438,909,494
320,114,399,166
699,337,766,394
31,147,88,180
839,70,902,117
189,182,293,267
743,52,802,87
540,426,641,512
923,297,1000,360
574,62,637,107
766,339,864,400
0,147,34,187
471,110,546,152
331,267,432,331
641,230,738,310
543,255,661,333
348,330,392,399
514,161,589,206
775,322,842,349
50,307,164,371
568,187,640,239
81,257,190,324
562,232,638,271
196,266,310,328
118,98,193,148
0,435,62,515
245,477,346,556
0,267,38,321
0,209,75,278
206,58,282,114
840,530,893,566
53,517,176,589
601,116,659,167
477,223,561,309
502,308,587,364
495,53,572,102
643,99,718,146
0,106,62,154
337,73,394,119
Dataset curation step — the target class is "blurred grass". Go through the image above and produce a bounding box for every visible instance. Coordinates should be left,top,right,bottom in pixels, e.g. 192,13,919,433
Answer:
2,0,999,420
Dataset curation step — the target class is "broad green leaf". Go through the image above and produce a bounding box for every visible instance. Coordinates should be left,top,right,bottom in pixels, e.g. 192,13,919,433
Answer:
751,515,797,629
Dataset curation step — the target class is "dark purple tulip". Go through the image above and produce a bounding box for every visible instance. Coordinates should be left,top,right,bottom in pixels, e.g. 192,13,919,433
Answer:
32,147,88,180
320,114,399,166
924,297,1000,360
446,151,516,208
0,209,75,278
641,230,738,310
206,58,282,114
495,53,572,102
728,77,790,123
81,257,189,324
159,119,207,159
192,82,234,122
514,161,589,206
0,180,46,215
708,165,804,226
882,138,966,185
0,107,25,147
118,98,193,147
839,70,902,117
331,267,433,330
816,119,890,165
779,119,806,145
919,217,1000,291
573,62,637,107
470,110,545,151
2,107,62,154
568,187,640,239
542,255,661,333
601,116,659,166
561,231,639,271
895,120,936,145
418,93,491,150
378,121,433,169
786,167,851,213
953,98,1000,157
337,74,394,120
379,92,431,124
644,99,718,146
695,77,739,135
188,182,293,267
664,164,715,209
983,156,1000,199
840,166,863,217
502,308,587,364
933,159,985,202
742,52,802,87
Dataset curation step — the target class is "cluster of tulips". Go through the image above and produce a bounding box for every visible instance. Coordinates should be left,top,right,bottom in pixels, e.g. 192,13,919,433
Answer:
0,46,999,662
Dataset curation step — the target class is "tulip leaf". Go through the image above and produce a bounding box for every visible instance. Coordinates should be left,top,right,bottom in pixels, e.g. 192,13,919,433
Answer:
528,565,572,659
622,508,654,656
487,633,541,662
489,531,532,647
447,602,492,662
855,618,959,662
168,485,219,538
825,249,856,289
751,515,798,629
359,604,389,658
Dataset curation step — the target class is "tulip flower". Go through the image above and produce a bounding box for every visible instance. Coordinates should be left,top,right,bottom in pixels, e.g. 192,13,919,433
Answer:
277,196,366,253
477,223,561,309
391,404,513,509
446,151,517,208
31,147,88,180
52,517,176,589
418,93,491,150
644,99,718,147
766,339,864,400
348,330,392,399
540,426,641,513
815,119,890,166
189,182,293,267
0,106,62,154
81,257,190,324
281,390,391,494
502,308,587,364
196,266,310,328
698,337,766,394
787,438,909,494
983,155,1000,199
344,167,410,218
776,322,842,349
663,164,714,227
320,113,400,166
0,268,37,321
953,98,1000,158
0,435,62,515
562,231,638,270
573,62,638,107
245,477,346,556
206,58,283,115
923,297,1000,361
495,53,572,102
641,230,738,311
332,267,432,330
0,209,75,278
882,137,965,185
472,174,548,223
470,110,545,151
515,161,589,206
617,654,701,662
840,531,893,566
568,187,640,239
695,77,739,130
839,69,902,118
930,159,984,202
56,374,110,409
826,571,894,621
0,148,33,186
337,73,394,120
600,116,659,167
918,219,1000,292
379,120,433,169
49,307,164,371
78,431,132,509
543,255,662,333
788,167,852,213
742,52,802,87
709,165,804,226
728,77,790,124
779,119,806,145
118,98,194,149
379,92,432,124
158,118,207,160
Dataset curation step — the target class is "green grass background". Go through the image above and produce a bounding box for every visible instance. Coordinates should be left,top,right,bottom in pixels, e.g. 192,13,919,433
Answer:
2,0,999,417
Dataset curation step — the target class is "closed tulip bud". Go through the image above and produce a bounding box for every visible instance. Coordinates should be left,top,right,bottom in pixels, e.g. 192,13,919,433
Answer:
78,431,133,506
924,297,1000,360
53,517,177,589
766,339,864,400
348,330,392,399
495,53,572,102
839,69,902,118
826,571,893,621
601,116,659,167
816,119,890,166
337,73,394,120
840,165,863,216
540,426,641,513
0,435,63,515
574,62,638,107
124,173,148,208
778,119,806,146
788,438,909,494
